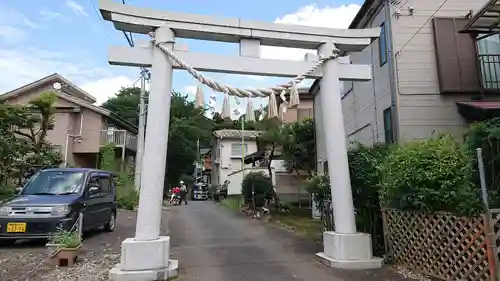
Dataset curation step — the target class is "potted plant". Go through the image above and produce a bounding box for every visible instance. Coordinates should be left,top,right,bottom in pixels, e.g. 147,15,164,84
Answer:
46,229,82,266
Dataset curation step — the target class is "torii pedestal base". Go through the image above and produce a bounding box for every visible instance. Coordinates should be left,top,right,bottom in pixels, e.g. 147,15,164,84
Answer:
316,231,383,270
108,236,179,281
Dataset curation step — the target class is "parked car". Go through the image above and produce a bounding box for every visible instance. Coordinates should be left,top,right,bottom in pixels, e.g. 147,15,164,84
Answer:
191,183,208,200
0,168,117,245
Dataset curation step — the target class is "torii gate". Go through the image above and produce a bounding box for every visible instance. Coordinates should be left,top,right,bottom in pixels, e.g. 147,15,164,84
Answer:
99,1,382,280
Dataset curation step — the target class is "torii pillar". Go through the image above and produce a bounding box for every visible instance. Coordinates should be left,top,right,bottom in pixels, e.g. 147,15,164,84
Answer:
99,1,383,280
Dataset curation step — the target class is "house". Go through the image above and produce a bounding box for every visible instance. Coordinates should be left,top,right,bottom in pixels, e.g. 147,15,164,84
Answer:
0,73,138,169
312,0,500,168
276,87,314,123
210,129,265,195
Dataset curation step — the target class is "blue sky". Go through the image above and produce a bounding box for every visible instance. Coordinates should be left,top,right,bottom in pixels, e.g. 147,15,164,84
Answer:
0,0,362,115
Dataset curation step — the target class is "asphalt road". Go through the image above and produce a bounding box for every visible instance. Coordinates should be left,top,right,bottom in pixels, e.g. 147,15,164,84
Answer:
168,201,351,281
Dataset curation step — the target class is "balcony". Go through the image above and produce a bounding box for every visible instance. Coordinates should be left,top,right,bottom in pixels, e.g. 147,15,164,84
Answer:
100,130,137,151
478,54,500,91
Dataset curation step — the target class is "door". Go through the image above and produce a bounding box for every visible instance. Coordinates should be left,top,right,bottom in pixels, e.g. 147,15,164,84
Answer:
82,172,114,230
96,173,114,225
82,173,101,230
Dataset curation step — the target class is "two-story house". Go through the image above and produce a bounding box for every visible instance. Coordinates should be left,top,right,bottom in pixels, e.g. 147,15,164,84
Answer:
312,0,500,168
276,88,314,123
1,73,138,169
211,129,266,195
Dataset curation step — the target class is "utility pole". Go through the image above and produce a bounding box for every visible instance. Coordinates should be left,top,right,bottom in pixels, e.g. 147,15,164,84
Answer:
134,70,148,189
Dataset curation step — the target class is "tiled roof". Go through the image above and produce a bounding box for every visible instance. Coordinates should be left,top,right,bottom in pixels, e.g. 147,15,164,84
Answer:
213,129,262,139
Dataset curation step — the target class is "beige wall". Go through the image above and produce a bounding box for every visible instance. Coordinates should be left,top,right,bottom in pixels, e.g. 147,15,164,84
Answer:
392,0,490,141
281,99,314,123
72,108,104,153
3,83,106,166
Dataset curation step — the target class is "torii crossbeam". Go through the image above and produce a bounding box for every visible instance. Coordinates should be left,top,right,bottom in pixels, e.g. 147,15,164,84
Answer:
99,1,383,280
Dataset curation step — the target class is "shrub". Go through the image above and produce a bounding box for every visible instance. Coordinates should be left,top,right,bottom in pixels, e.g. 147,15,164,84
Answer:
304,174,330,211
0,186,15,202
377,134,483,216
464,118,500,207
241,172,273,207
115,171,139,210
117,184,139,210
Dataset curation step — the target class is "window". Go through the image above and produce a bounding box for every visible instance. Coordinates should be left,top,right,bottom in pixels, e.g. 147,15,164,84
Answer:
99,174,112,194
379,22,388,66
231,142,248,157
21,170,85,195
383,107,394,143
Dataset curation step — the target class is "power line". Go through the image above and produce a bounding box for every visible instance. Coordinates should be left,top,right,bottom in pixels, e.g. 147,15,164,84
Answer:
121,0,150,78
395,0,450,56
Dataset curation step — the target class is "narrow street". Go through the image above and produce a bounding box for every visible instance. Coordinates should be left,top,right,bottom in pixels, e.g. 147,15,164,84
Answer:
167,201,406,281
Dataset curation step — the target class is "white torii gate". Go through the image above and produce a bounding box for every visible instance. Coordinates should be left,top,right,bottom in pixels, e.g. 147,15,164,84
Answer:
99,1,383,280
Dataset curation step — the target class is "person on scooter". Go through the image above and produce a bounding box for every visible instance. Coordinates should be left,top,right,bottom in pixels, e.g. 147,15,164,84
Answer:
177,181,188,205
170,186,181,204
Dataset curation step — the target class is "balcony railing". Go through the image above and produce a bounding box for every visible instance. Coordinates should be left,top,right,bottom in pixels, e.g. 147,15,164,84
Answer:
478,54,500,90
100,130,137,151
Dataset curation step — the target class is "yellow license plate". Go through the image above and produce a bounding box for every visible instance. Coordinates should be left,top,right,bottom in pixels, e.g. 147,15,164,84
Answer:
6,223,26,233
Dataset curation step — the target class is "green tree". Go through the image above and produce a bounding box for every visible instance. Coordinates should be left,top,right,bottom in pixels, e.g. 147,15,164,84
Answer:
0,92,62,186
101,87,143,126
101,88,215,189
281,118,315,175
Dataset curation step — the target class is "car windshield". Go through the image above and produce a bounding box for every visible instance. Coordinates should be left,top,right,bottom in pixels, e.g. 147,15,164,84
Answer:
21,170,85,195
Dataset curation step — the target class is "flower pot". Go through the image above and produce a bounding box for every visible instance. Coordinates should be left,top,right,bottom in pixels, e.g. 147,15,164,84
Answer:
48,244,82,267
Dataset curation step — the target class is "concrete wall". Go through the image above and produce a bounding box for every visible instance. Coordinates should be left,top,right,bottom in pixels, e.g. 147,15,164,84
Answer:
342,3,392,146
212,138,259,195
391,0,489,141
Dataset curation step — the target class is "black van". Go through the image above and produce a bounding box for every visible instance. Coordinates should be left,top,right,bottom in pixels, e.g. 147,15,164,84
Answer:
0,168,117,245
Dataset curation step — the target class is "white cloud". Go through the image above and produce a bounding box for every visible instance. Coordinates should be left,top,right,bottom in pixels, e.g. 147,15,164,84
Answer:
39,7,65,22
0,7,37,29
0,6,38,44
0,46,133,106
65,0,89,17
81,76,135,105
261,4,361,60
0,26,26,43
183,85,197,99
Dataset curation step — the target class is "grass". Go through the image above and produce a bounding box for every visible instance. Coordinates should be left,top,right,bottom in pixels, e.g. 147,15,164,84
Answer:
220,196,323,241
270,207,323,241
220,195,243,211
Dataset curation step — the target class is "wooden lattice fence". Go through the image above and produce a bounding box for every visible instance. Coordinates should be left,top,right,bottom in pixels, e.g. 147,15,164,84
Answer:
382,209,497,281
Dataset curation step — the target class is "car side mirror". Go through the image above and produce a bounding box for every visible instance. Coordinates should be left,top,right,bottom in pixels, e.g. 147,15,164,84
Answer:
88,186,99,194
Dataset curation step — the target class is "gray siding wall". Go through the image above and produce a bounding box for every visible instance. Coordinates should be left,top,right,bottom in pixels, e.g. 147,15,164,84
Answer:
392,0,488,141
342,3,392,146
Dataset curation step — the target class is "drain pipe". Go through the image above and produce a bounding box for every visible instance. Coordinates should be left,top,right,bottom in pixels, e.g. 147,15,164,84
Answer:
64,113,84,167
383,0,401,142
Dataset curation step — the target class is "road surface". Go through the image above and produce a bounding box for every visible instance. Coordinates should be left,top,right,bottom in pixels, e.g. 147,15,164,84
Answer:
167,201,407,281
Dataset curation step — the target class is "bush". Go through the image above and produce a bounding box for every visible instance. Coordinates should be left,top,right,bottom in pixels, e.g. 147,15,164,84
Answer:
241,172,273,207
464,118,500,207
304,174,330,211
377,134,483,216
115,171,139,210
0,186,15,202
117,184,139,210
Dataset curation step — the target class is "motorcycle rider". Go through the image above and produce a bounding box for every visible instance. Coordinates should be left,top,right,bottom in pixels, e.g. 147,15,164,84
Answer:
177,180,188,205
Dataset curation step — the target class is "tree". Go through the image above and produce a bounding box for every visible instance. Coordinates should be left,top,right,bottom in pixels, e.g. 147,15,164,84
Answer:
101,87,215,189
0,92,62,186
101,87,143,126
281,118,315,175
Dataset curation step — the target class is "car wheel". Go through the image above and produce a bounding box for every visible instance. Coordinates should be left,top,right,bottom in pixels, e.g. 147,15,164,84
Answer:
0,239,16,246
104,212,116,232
